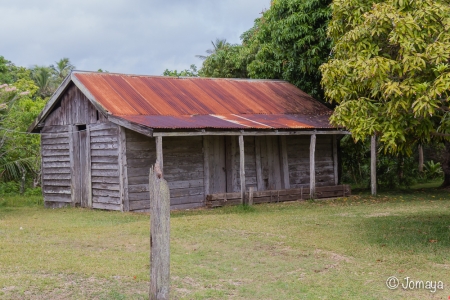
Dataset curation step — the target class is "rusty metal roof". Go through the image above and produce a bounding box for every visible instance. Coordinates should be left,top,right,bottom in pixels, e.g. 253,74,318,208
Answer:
29,71,336,132
118,114,333,129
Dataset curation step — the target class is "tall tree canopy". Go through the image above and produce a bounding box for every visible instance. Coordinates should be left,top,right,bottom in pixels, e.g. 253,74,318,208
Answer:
321,0,450,153
198,0,332,101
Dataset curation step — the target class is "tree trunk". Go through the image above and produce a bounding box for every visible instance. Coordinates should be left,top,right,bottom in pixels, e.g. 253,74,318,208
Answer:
418,144,424,173
441,142,450,188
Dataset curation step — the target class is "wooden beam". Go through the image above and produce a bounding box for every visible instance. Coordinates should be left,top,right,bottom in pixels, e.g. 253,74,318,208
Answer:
238,135,245,204
156,136,163,176
149,166,170,300
310,134,316,199
118,126,129,212
203,136,210,199
255,137,264,191
333,135,338,185
108,115,153,137
86,125,93,208
279,136,290,189
371,135,377,196
153,130,350,137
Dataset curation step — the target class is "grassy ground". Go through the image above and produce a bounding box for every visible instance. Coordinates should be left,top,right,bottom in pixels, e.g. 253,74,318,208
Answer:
0,188,449,299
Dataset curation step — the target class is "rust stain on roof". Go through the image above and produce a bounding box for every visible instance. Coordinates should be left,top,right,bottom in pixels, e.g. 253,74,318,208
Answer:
72,72,334,130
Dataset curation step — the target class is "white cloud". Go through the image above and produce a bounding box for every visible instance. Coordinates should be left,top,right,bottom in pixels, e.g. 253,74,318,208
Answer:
0,0,269,75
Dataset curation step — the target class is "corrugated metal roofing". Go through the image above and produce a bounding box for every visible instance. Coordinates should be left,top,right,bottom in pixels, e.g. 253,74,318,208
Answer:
70,71,334,130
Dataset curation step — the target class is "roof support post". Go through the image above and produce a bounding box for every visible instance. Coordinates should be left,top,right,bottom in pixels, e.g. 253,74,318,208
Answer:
310,133,316,199
238,135,246,204
203,136,210,201
371,135,377,196
333,135,338,185
156,136,163,176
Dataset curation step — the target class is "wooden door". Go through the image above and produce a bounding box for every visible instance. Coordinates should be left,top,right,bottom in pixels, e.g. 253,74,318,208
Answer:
71,125,91,207
208,136,227,193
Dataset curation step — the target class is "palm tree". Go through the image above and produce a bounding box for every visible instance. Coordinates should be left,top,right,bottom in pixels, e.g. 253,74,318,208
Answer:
196,38,229,60
51,57,75,81
31,66,55,98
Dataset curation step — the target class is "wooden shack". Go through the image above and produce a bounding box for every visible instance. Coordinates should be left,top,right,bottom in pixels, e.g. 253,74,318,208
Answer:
28,71,349,211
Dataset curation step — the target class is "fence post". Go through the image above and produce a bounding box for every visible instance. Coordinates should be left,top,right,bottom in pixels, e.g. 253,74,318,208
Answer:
149,164,170,300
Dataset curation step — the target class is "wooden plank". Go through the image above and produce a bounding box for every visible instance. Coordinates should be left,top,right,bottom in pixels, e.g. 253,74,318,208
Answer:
92,182,120,191
91,163,120,170
279,136,290,189
92,202,121,211
42,179,71,186
149,166,171,300
89,128,118,137
156,136,163,175
43,174,71,180
203,136,210,197
42,156,70,163
79,129,88,208
118,126,129,211
91,169,119,177
41,125,69,133
107,115,153,138
129,192,150,201
91,149,118,157
91,142,118,150
153,130,350,137
129,200,150,211
68,125,76,205
43,161,71,168
91,136,118,143
371,135,377,196
92,195,121,204
44,194,72,203
92,188,120,197
239,135,245,204
91,176,120,184
128,176,151,185
310,134,316,199
42,149,73,157
255,137,264,192
170,186,203,198
42,167,71,174
89,122,117,131
91,156,119,163
41,137,70,145
333,135,338,185
44,186,71,194
167,179,203,189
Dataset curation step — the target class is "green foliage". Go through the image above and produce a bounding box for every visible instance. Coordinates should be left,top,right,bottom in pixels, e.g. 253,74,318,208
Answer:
340,135,420,189
424,160,443,179
321,0,450,154
244,0,332,101
199,44,248,78
163,64,199,77
197,0,332,99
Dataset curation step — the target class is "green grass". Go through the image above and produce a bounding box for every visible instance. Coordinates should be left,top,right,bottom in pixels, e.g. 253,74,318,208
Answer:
0,189,449,299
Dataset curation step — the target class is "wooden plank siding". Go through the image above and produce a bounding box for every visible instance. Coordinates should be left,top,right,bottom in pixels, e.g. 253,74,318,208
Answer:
90,123,121,211
41,126,72,207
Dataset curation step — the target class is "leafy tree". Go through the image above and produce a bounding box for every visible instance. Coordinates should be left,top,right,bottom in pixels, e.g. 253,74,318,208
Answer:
199,44,248,78
320,0,450,184
244,0,332,101
51,57,74,81
31,66,55,98
196,39,229,60
163,64,199,77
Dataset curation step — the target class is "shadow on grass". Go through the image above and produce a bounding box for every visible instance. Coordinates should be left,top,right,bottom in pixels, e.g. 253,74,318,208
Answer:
362,212,450,253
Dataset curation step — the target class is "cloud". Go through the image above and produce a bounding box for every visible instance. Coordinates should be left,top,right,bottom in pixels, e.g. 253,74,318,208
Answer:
0,0,269,75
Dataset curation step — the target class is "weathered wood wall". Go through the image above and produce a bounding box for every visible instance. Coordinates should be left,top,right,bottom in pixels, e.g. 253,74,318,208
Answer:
41,126,72,208
287,135,335,188
90,123,121,211
41,84,116,209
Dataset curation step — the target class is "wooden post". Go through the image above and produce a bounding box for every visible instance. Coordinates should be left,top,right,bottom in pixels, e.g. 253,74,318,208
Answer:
118,126,129,211
310,134,316,199
238,135,245,204
149,166,170,300
156,136,163,175
279,136,290,189
203,136,210,200
333,135,338,185
248,187,254,206
255,137,264,192
371,135,377,196
418,144,424,173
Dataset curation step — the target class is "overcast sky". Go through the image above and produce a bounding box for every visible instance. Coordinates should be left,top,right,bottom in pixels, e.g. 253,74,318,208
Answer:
0,0,269,75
